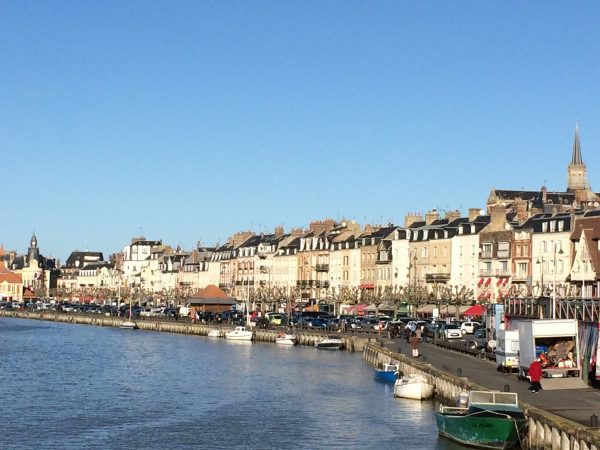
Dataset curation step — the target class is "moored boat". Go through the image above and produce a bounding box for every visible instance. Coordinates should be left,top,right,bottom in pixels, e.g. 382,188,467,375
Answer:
119,320,137,330
225,326,253,341
435,391,526,449
207,329,221,338
315,335,344,350
275,332,297,345
393,373,434,400
374,363,399,383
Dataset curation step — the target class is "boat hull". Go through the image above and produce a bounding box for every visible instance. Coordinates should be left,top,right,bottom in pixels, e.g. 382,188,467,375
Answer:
315,342,343,350
119,321,137,330
435,413,525,449
225,332,253,341
275,334,297,345
374,370,397,383
393,375,434,400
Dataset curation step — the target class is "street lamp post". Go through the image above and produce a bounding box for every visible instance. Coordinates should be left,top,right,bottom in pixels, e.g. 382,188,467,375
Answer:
552,243,564,320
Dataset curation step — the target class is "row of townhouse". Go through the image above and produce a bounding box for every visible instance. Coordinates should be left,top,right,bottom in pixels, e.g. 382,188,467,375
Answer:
55,204,600,308
12,127,598,306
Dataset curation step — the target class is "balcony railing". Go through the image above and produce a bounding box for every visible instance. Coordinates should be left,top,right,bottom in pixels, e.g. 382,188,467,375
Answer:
316,264,329,272
512,274,529,282
425,273,450,283
481,251,493,259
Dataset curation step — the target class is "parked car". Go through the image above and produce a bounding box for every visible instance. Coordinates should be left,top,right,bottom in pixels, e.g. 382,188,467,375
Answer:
460,321,481,335
307,317,329,329
163,307,179,318
360,317,381,331
467,328,489,350
441,323,462,339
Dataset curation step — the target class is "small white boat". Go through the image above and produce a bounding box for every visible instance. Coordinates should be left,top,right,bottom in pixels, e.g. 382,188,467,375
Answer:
225,326,254,341
275,333,297,345
315,335,344,350
207,329,221,338
119,321,137,330
394,373,435,400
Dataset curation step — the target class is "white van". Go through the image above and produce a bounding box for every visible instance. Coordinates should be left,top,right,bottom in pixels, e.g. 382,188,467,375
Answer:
495,329,519,372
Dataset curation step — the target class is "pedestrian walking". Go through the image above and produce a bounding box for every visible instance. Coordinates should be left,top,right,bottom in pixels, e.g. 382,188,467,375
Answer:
528,358,543,393
415,326,422,344
410,331,420,358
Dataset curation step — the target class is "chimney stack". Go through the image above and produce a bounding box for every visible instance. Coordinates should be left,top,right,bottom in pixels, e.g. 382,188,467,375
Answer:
488,204,508,232
468,208,481,222
445,209,461,223
404,213,423,228
274,226,284,238
425,209,440,225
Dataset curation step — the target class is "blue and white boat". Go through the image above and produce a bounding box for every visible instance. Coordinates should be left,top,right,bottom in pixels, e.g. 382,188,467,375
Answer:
374,363,399,383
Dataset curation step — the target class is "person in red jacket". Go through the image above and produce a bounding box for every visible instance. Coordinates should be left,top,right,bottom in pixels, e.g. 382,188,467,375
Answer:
529,358,543,393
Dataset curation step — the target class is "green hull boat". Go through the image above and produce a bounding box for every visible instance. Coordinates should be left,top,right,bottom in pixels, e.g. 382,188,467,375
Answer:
435,391,527,449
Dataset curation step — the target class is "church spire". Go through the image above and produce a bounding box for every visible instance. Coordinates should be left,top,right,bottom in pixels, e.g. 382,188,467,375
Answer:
571,124,583,165
567,124,589,192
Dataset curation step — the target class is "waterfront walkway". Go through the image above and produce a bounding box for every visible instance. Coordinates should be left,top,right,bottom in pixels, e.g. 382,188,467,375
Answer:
385,339,600,427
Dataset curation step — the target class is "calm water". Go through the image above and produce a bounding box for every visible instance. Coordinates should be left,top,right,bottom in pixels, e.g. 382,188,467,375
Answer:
0,318,468,450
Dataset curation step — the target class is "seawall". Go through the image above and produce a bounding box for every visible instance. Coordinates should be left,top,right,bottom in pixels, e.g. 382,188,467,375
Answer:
363,343,600,450
0,310,379,352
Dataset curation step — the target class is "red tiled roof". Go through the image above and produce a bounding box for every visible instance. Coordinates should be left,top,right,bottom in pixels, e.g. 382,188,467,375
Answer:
193,284,231,299
0,272,22,283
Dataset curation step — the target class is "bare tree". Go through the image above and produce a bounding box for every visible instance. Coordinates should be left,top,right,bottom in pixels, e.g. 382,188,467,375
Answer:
446,285,474,319
402,284,430,317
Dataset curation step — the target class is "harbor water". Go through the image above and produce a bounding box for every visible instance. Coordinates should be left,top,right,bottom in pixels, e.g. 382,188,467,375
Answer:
0,318,469,449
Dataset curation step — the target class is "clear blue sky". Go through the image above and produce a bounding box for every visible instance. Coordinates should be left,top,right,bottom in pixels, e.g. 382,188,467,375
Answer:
2,1,600,261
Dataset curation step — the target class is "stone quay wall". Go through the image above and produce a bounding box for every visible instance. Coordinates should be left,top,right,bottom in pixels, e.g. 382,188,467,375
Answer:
0,310,378,352
363,343,600,450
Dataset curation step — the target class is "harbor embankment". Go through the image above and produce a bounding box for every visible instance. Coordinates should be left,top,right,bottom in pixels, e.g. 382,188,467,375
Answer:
0,310,379,352
364,343,600,450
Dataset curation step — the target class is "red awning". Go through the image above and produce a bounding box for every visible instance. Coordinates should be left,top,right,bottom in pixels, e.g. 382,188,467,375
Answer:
485,278,491,286
463,304,485,316
477,278,484,287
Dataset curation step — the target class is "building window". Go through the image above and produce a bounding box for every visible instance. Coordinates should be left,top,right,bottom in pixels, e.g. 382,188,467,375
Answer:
498,242,510,258
558,221,564,232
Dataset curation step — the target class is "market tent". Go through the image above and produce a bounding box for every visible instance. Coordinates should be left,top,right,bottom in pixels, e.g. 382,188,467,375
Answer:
463,304,485,316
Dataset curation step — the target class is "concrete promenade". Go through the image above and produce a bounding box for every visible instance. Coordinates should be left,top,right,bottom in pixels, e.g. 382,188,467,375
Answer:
386,338,600,427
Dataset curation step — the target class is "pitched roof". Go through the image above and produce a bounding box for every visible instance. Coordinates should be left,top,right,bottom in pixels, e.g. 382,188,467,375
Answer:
193,284,232,299
0,272,22,283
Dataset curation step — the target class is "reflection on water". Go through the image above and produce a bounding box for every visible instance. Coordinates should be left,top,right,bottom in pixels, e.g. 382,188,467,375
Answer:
0,318,470,449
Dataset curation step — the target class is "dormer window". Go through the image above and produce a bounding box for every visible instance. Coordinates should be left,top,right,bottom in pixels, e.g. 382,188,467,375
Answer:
550,221,556,232
558,221,564,232
542,222,548,232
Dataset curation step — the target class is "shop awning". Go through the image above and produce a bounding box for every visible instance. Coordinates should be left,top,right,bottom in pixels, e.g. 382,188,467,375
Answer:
463,304,485,316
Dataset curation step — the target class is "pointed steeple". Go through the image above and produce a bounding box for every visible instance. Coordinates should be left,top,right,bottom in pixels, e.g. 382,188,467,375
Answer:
567,125,589,192
571,124,583,165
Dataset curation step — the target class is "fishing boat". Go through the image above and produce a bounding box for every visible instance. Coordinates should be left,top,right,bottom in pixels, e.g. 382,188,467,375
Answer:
315,335,344,350
373,363,399,383
435,391,527,449
393,373,434,400
225,326,254,341
207,329,221,338
275,332,297,345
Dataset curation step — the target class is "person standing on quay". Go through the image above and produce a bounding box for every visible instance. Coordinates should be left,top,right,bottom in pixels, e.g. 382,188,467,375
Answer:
411,331,420,358
529,358,543,393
